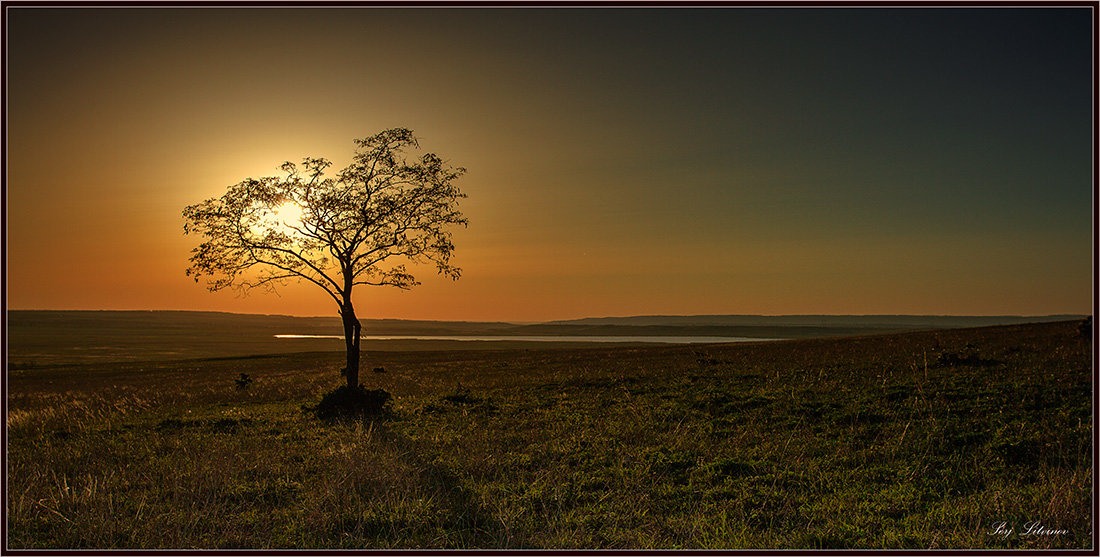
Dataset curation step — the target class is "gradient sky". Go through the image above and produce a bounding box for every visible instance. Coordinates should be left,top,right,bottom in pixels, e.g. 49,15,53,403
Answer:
6,7,1094,321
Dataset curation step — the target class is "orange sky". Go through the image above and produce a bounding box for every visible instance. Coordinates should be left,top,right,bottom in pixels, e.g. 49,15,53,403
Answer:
5,8,1094,321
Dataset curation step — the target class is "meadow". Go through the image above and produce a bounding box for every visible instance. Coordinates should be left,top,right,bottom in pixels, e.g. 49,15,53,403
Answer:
6,320,1093,549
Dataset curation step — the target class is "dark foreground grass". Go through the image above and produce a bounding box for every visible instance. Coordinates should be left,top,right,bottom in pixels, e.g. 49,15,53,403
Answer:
6,321,1092,549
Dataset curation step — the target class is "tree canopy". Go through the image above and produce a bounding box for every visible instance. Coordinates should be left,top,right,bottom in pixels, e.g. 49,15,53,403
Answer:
183,128,467,388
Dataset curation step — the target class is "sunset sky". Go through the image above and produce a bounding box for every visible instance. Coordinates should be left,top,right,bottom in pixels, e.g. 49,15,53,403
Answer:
6,7,1094,321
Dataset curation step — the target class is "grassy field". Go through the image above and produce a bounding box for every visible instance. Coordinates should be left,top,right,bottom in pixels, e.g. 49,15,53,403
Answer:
6,320,1093,549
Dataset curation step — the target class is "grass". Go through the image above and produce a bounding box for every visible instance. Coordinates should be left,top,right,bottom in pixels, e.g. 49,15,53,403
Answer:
6,321,1093,549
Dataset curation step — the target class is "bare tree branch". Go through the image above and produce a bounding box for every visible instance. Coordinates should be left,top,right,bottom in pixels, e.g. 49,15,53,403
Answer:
183,128,467,388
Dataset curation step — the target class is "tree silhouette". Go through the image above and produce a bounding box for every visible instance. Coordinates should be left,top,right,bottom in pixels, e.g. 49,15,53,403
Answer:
183,129,466,389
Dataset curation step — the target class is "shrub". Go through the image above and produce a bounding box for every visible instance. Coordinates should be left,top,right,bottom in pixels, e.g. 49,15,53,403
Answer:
235,373,253,390
310,385,392,421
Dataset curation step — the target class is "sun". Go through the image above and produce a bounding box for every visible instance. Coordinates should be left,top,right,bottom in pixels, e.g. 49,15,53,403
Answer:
272,201,304,229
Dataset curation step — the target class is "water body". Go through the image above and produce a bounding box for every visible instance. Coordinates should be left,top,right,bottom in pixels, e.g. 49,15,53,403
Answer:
275,334,779,344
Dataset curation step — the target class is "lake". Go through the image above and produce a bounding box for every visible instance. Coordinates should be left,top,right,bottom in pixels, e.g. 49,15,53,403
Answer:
275,334,780,344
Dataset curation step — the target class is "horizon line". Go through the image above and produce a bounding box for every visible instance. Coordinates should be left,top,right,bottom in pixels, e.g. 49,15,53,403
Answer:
5,307,1091,324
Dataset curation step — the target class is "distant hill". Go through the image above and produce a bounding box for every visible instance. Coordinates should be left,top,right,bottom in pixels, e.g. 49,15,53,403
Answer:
545,314,1084,329
9,310,1083,337
6,310,516,336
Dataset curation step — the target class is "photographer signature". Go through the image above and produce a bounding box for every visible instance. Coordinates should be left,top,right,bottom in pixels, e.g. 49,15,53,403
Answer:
990,521,1069,539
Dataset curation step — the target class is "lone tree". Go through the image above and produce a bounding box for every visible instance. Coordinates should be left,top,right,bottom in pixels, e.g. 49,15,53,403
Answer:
183,129,466,389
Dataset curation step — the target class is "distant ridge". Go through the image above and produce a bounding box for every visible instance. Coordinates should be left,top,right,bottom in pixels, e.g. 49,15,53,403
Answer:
7,310,1085,332
5,309,513,327
5,310,516,336
545,314,1085,328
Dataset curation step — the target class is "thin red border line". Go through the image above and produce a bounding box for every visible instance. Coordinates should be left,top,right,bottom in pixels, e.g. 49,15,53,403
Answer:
0,2,1095,554
0,1,1098,6
1,0,8,553
1093,0,1099,553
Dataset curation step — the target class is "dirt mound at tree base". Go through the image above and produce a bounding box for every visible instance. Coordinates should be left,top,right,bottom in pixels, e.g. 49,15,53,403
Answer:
308,385,392,421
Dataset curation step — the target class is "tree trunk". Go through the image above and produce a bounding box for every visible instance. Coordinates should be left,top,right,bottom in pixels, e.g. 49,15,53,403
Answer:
341,305,362,389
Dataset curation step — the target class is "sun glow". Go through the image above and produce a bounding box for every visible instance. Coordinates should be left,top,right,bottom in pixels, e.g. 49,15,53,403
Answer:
272,201,304,230
252,201,306,239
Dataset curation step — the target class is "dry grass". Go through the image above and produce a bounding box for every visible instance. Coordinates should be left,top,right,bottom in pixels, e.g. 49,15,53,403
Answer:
6,321,1093,548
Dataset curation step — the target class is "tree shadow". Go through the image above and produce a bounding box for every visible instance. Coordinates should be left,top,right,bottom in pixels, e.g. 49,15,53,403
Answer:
376,423,535,549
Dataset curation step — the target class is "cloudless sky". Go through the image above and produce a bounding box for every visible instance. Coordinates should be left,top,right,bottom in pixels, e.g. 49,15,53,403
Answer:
6,7,1094,321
